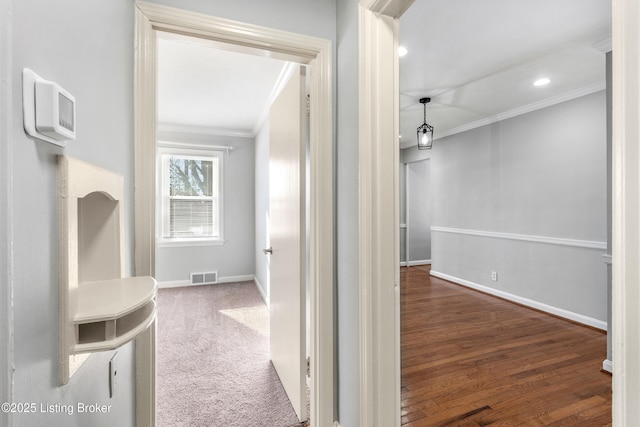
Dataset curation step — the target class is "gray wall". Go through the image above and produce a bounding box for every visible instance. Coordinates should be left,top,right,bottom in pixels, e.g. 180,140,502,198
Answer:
431,91,608,322
336,0,360,425
155,133,255,282
5,1,339,426
406,160,432,263
255,121,270,299
10,1,136,426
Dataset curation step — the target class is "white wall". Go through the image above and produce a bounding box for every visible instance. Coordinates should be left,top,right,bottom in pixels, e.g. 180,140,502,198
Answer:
431,91,608,325
155,133,255,283
254,121,270,300
9,1,136,425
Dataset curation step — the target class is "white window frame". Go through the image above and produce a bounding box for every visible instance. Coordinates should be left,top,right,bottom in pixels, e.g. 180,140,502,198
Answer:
156,146,224,247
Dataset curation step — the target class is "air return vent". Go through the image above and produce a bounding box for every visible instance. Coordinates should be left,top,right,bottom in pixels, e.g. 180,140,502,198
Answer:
190,271,218,285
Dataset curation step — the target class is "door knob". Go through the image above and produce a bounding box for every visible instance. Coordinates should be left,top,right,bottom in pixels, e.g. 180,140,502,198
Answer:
263,247,273,254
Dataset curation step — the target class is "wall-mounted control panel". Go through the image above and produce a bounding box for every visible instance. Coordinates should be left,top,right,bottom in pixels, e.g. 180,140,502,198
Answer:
23,68,76,147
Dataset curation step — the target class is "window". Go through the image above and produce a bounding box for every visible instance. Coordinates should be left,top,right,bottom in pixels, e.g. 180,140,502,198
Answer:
158,148,224,246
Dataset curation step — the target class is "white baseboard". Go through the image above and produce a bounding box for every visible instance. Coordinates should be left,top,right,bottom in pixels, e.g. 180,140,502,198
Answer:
333,422,341,427
253,275,269,308
218,274,255,284
158,274,255,289
408,259,431,266
429,270,607,331
400,259,431,267
603,359,612,373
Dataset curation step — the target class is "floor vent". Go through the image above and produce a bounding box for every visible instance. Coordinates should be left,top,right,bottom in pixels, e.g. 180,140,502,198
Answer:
190,271,218,285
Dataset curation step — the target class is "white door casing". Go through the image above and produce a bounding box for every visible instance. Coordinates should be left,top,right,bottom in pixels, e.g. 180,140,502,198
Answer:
611,0,640,423
269,66,307,422
134,2,334,426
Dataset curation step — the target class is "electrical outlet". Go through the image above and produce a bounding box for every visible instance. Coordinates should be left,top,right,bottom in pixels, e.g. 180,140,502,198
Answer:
109,352,118,398
491,271,498,281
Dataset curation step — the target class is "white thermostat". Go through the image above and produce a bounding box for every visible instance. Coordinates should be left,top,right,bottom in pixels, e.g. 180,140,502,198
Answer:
23,68,76,146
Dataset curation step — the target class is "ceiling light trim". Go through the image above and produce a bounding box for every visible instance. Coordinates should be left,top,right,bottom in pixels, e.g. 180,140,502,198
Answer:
534,78,551,86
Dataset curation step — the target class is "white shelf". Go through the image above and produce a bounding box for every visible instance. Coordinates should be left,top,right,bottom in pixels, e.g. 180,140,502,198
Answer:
74,276,157,322
73,276,157,354
57,156,159,383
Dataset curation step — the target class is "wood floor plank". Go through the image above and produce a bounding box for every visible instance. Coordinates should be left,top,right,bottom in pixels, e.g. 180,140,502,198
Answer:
401,266,611,426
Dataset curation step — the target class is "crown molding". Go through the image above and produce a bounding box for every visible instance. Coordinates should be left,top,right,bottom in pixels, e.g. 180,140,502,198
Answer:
593,37,612,53
157,122,254,138
401,81,606,148
252,61,298,135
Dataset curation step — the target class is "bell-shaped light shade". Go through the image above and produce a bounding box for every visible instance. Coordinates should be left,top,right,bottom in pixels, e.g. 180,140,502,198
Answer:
417,123,433,150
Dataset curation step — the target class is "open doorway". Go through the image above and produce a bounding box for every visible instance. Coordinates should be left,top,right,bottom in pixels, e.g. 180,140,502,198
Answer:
153,32,310,425
133,4,334,426
399,159,432,268
397,0,611,424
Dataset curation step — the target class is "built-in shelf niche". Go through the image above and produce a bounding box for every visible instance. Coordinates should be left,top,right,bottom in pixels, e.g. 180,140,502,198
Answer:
58,156,157,385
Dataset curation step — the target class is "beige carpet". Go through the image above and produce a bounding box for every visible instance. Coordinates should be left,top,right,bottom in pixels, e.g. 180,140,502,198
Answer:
157,281,305,427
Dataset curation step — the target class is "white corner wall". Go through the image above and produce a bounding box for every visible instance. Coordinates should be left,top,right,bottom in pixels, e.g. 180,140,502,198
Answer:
431,91,608,326
254,121,270,302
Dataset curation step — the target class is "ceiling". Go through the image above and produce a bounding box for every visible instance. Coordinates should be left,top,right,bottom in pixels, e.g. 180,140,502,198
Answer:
157,32,289,136
399,0,611,148
157,1,611,144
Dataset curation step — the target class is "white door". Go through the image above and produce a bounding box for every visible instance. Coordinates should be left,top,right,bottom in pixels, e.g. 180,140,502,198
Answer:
268,66,307,422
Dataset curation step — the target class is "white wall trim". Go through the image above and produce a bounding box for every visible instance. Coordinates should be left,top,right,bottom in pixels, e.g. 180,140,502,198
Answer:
433,81,606,142
612,0,640,422
252,61,298,136
0,0,13,424
135,3,334,426
603,359,612,373
358,3,401,426
430,270,607,331
431,226,607,250
406,260,430,267
157,122,254,138
157,274,255,289
593,37,612,54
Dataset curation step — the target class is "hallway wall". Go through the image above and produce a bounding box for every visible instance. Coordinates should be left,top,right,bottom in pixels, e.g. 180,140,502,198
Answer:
10,1,136,425
5,1,338,427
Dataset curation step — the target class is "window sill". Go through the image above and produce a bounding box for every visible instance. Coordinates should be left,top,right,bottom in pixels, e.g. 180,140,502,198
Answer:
157,238,225,248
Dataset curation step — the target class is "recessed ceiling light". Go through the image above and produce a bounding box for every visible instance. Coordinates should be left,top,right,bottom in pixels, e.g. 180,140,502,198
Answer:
534,78,551,87
398,46,408,57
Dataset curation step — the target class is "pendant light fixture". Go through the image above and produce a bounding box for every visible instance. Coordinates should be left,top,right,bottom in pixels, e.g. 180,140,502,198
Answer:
417,97,434,150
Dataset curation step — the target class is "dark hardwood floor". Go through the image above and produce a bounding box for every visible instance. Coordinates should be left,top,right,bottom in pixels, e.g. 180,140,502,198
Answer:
401,265,612,426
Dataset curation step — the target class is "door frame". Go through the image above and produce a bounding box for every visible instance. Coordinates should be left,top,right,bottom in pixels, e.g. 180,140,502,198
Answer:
133,2,334,426
359,0,640,425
